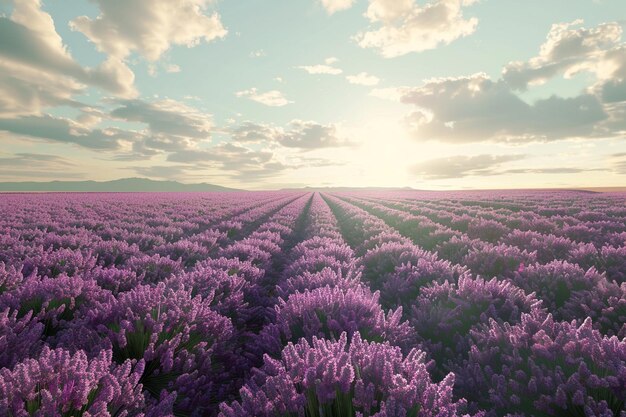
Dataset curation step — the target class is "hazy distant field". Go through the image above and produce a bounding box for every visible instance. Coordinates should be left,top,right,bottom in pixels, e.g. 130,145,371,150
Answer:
1,191,625,416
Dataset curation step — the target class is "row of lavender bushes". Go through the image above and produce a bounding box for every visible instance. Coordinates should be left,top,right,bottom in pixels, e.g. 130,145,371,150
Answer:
0,190,625,416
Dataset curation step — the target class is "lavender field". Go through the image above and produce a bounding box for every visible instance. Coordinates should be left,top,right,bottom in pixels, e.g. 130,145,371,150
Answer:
0,191,625,417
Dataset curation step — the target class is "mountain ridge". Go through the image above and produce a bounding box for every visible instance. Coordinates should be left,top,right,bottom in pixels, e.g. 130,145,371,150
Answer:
0,178,241,192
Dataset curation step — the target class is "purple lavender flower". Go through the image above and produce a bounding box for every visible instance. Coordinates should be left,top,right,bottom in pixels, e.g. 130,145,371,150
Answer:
257,286,414,358
435,235,482,265
0,274,112,338
126,254,183,284
379,255,466,312
91,239,141,267
86,266,143,294
276,267,363,300
166,262,248,324
511,260,605,319
501,230,580,263
359,242,455,291
458,312,626,416
466,218,510,243
219,241,275,271
0,262,29,294
220,332,482,417
410,276,541,375
83,283,234,414
0,308,43,369
462,242,536,279
155,239,210,267
598,244,626,284
0,346,147,416
23,248,97,279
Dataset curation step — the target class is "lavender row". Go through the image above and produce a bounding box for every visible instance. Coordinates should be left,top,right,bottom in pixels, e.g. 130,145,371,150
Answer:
325,193,626,416
339,193,626,334
221,194,475,417
0,190,625,417
0,192,311,416
348,193,626,284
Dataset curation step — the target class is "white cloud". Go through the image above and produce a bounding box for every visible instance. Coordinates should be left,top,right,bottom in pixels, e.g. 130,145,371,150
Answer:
0,96,218,158
167,143,289,180
355,0,478,58
503,20,625,91
70,0,227,61
232,120,352,149
369,86,409,101
0,0,136,116
298,57,342,75
346,72,380,86
298,65,343,75
320,0,356,14
399,73,609,143
383,21,626,145
110,98,213,140
76,107,105,129
235,88,293,107
0,114,141,150
147,62,183,76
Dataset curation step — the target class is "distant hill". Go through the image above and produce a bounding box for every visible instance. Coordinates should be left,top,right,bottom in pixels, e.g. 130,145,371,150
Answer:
0,178,241,192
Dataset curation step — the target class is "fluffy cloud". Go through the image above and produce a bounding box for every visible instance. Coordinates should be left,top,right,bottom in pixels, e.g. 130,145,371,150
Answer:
355,0,478,58
346,72,380,86
106,98,218,158
0,99,213,160
277,120,349,149
0,97,217,156
167,143,289,180
503,20,625,92
231,121,280,143
298,65,342,75
235,88,293,106
0,114,140,150
298,57,343,75
231,120,351,150
393,21,626,144
319,0,355,14
0,0,136,116
70,0,227,61
400,73,609,143
110,99,213,140
410,154,525,179
0,60,83,117
369,86,410,101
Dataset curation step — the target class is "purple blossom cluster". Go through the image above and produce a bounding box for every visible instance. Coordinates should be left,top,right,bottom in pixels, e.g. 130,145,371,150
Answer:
410,276,542,375
220,332,481,417
1,190,626,416
0,346,148,416
458,313,626,417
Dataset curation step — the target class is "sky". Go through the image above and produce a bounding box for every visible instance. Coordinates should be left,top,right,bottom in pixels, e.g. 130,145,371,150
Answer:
0,0,625,190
